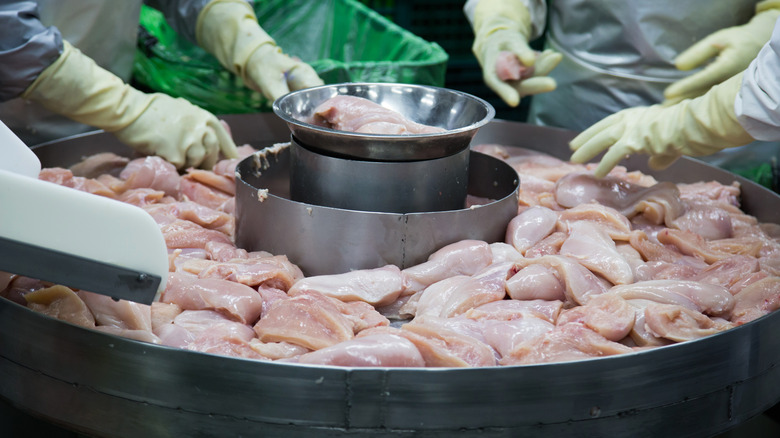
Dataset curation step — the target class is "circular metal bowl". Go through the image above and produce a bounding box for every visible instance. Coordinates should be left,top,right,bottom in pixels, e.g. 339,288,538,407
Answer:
3,114,779,437
272,82,495,161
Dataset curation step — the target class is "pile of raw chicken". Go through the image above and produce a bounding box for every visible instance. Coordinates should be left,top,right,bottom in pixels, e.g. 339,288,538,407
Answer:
2,138,779,368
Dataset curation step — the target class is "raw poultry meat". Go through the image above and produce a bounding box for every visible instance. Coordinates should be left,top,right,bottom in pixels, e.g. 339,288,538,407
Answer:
287,265,404,307
161,272,264,324
513,255,611,305
119,156,181,197
374,316,497,367
556,294,635,341
402,240,494,293
253,290,389,351
506,263,565,301
609,280,734,317
495,51,532,81
77,290,155,335
464,297,563,324
504,206,558,254
297,333,426,367
731,277,780,324
499,322,635,366
68,152,131,179
560,221,634,285
176,254,301,290
643,303,731,342
23,285,95,328
410,262,511,319
311,95,445,135
5,136,780,370
144,201,235,237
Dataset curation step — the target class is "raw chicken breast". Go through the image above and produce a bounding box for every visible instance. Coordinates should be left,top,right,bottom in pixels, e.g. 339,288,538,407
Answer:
161,272,264,324
11,137,780,370
504,206,558,254
253,291,388,351
500,323,635,366
298,333,425,367
643,303,731,342
119,156,180,197
312,95,445,135
556,294,635,342
560,221,634,285
610,280,734,317
403,240,493,293
399,316,497,367
495,51,531,81
77,290,153,332
731,277,780,324
287,265,404,307
23,285,95,328
464,299,563,324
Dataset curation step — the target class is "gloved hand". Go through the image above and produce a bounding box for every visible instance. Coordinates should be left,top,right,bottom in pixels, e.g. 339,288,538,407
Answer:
196,0,324,101
471,0,562,107
663,0,780,104
22,42,238,169
570,73,754,178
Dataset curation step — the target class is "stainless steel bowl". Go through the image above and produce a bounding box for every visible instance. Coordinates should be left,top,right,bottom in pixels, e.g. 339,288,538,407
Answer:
3,114,779,437
272,82,495,161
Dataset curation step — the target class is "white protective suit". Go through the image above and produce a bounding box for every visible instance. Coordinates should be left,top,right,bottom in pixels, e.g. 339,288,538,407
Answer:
737,19,780,141
0,0,210,146
0,0,322,153
565,19,780,178
464,0,763,132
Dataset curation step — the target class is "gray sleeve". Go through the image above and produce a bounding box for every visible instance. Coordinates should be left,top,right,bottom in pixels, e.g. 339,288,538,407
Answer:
144,0,254,45
0,1,63,102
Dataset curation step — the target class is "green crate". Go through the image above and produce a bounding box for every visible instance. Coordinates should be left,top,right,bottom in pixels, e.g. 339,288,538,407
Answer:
133,0,448,114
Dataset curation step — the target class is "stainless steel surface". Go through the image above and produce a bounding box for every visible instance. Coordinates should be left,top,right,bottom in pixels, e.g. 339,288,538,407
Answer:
289,136,471,213
0,236,161,304
237,142,519,275
273,83,495,161
1,113,778,437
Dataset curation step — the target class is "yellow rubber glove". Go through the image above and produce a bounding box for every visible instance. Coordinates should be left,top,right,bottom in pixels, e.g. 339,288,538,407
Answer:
471,0,562,107
663,1,780,104
570,73,754,178
196,0,324,101
22,42,238,169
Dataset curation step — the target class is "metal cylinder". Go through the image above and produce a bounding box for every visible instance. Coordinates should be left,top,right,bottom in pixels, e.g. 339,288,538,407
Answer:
236,144,519,276
289,136,470,213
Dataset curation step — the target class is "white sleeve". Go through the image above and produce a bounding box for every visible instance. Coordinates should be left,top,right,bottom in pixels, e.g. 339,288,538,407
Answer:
735,18,780,141
463,0,548,39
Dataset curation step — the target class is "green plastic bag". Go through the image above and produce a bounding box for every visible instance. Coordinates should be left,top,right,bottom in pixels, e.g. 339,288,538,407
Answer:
133,0,448,114
697,142,779,192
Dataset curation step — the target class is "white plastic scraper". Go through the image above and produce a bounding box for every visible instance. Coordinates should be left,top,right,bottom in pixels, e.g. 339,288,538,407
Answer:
0,121,168,304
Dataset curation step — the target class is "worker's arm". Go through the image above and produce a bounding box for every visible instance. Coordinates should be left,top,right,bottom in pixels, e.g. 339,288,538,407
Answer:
194,0,324,101
0,1,63,102
571,15,780,178
569,73,754,178
663,0,780,104
23,41,238,169
465,0,562,107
